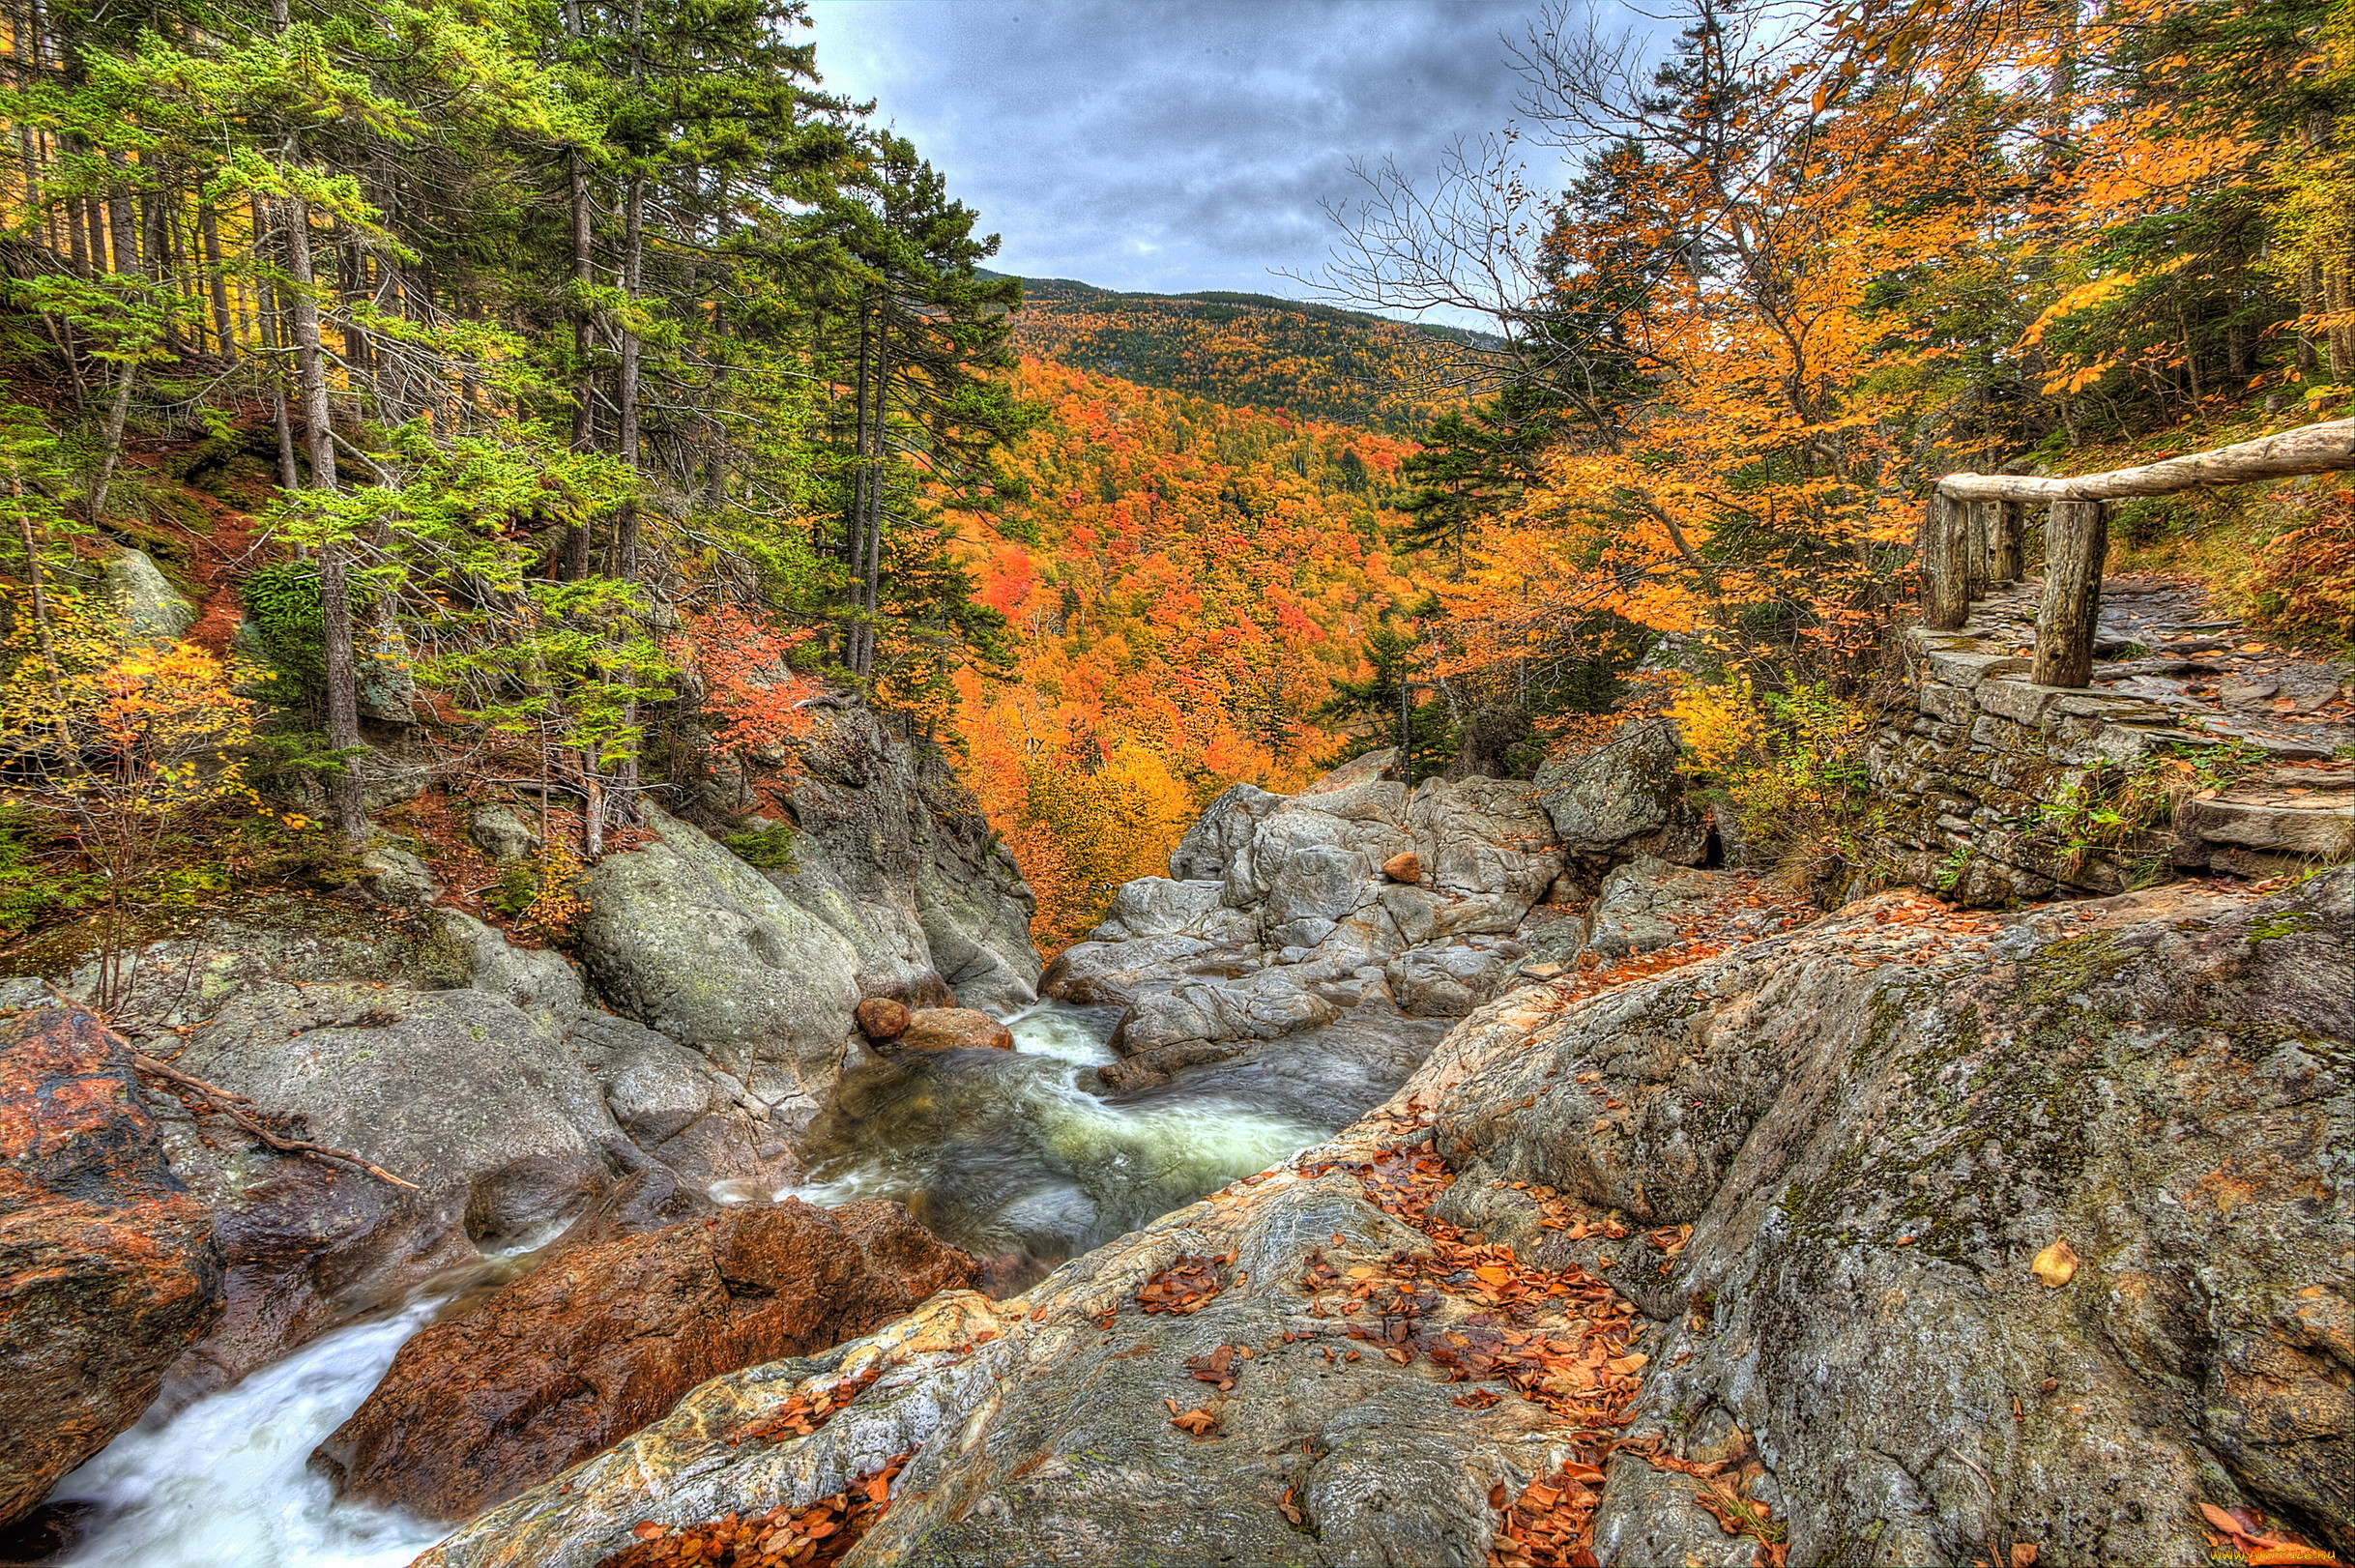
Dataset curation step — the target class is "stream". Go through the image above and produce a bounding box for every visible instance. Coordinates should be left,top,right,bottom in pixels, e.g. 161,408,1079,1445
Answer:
38,1002,1344,1567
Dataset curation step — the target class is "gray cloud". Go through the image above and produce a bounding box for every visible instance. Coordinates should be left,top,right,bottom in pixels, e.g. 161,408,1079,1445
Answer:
800,0,1627,302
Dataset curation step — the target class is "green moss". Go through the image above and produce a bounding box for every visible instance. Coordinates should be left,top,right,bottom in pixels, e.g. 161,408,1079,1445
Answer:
2244,911,2320,944
722,822,800,871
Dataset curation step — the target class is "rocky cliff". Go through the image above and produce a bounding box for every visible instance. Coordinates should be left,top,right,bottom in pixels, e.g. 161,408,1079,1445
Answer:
412,868,2350,1568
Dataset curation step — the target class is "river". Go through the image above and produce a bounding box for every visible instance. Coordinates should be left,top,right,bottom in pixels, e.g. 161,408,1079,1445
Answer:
40,1002,1343,1566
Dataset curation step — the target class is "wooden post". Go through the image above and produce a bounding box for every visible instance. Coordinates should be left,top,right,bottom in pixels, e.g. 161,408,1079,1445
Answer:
1963,499,1991,598
1919,491,1971,630
1992,500,2024,581
2033,500,2107,688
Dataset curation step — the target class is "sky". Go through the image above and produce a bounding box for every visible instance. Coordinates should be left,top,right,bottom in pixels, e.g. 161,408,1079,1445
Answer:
799,1,1645,308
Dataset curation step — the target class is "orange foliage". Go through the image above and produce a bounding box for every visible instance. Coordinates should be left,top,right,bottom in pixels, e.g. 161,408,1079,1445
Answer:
666,606,823,760
951,360,1420,950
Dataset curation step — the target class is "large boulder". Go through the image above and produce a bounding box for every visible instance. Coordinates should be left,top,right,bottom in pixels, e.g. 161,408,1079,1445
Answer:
1168,782,1284,882
576,807,863,1124
1533,716,1707,862
314,1198,974,1522
0,1005,223,1528
100,547,197,641
417,872,2350,1568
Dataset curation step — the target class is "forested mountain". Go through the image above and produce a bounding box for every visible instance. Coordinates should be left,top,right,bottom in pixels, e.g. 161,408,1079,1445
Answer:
1000,276,1485,434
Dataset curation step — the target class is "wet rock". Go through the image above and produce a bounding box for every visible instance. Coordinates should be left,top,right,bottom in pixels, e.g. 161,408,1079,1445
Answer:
0,1005,223,1528
894,1007,1014,1053
1382,850,1422,883
855,998,911,1040
314,1198,974,1522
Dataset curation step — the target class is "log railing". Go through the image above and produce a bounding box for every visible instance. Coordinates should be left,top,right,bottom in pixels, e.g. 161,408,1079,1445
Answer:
1921,420,2355,687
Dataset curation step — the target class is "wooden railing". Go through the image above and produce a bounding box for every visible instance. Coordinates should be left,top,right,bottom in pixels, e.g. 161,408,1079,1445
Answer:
1920,420,2355,687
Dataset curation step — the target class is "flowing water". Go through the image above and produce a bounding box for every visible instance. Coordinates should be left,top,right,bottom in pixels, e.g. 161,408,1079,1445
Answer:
778,1001,1338,1284
44,1298,452,1568
38,1002,1340,1566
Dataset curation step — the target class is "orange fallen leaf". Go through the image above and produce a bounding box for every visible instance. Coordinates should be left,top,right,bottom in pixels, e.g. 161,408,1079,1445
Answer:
2032,1238,2079,1289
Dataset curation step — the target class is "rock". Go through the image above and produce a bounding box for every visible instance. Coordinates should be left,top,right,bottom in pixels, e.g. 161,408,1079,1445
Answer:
752,707,1042,1017
1428,874,2354,1567
576,806,862,1125
1585,857,1726,958
353,843,437,906
1168,782,1284,881
467,804,539,862
38,911,795,1393
0,1005,223,1529
314,1198,974,1522
855,997,911,1040
434,909,583,1016
1299,748,1396,795
99,548,197,641
894,1007,1015,1052
1532,716,1684,854
1381,850,1422,883
1383,941,1518,1017
421,873,2351,1568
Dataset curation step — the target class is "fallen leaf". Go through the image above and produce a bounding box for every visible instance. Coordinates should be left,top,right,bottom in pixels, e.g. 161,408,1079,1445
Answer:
2032,1238,2079,1289
631,1522,667,1541
2011,1543,2038,1566
1170,1408,1217,1436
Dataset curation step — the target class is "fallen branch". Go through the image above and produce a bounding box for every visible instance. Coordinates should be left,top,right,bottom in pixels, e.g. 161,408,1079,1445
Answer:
131,1051,422,1191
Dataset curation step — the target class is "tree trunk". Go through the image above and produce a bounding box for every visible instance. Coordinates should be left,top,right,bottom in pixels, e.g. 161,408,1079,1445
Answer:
566,146,595,579
86,360,135,523
615,174,642,582
2032,501,2107,689
200,203,235,360
282,188,365,845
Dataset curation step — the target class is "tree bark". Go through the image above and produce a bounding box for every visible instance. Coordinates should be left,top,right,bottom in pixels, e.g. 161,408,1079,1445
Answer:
199,202,234,361
1917,493,1970,631
1936,420,2353,502
2032,501,2107,689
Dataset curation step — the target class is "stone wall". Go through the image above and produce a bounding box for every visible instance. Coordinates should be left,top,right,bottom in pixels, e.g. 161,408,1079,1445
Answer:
1870,609,2352,906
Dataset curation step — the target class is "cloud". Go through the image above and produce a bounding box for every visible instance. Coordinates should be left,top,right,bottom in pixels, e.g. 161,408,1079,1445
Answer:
800,0,1612,303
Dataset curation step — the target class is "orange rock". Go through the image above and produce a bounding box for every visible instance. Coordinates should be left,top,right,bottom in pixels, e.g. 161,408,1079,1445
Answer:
894,1007,1015,1052
854,997,911,1040
314,1199,974,1521
1382,851,1423,884
0,1006,223,1528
